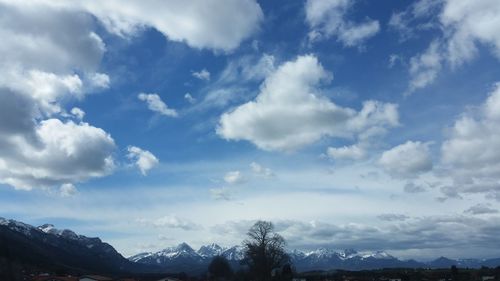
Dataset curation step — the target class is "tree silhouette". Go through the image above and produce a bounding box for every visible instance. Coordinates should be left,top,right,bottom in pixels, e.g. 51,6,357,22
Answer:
208,255,233,281
242,221,289,281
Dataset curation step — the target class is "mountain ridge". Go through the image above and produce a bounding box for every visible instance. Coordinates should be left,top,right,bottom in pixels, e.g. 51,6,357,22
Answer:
130,241,500,272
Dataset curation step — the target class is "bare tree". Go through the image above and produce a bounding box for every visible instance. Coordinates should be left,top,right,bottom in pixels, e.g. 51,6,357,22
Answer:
243,221,289,281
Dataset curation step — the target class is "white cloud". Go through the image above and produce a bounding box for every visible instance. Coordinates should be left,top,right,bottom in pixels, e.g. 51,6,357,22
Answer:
327,144,365,160
305,0,380,47
0,1,117,190
138,93,178,117
404,0,500,92
441,0,500,66
192,69,211,81
70,107,85,120
0,119,116,190
379,141,433,178
464,204,498,215
440,83,500,199
407,40,443,94
250,162,274,178
127,146,159,176
217,55,398,151
2,0,263,52
184,93,196,104
59,183,78,197
88,72,110,89
224,170,245,184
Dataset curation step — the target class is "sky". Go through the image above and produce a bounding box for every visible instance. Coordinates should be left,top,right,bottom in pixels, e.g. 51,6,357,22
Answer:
1,0,500,261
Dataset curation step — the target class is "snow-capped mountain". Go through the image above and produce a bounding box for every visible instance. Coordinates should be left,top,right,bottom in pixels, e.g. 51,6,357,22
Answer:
130,243,244,265
198,243,225,258
129,242,243,273
132,243,500,272
129,242,403,272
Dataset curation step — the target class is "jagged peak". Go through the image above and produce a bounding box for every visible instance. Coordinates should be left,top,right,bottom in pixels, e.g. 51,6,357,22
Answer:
198,243,225,257
176,242,195,251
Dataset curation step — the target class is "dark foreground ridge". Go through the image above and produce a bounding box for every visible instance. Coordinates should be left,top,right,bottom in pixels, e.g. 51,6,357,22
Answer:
0,217,170,280
2,217,500,280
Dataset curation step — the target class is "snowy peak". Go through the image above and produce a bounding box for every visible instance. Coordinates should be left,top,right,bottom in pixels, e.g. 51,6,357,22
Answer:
129,243,245,266
157,242,199,259
361,250,394,260
307,247,337,258
338,249,358,260
198,243,224,257
1,217,36,236
37,224,85,241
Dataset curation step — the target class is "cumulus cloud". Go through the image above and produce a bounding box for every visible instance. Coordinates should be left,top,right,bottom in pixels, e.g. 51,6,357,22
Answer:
439,83,500,200
138,93,178,117
127,146,159,176
224,171,245,184
0,118,116,190
0,2,117,190
464,204,499,215
217,55,399,151
305,0,380,47
2,0,263,52
59,183,78,197
250,162,274,178
379,141,433,178
192,69,211,81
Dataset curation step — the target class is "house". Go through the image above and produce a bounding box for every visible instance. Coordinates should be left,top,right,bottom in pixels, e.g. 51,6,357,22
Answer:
79,275,113,281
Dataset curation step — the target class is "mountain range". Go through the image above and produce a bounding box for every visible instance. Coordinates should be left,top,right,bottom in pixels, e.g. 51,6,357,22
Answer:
130,242,500,272
2,217,500,276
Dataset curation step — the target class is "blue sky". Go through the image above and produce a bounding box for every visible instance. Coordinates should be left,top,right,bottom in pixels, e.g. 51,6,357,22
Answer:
1,0,500,261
